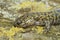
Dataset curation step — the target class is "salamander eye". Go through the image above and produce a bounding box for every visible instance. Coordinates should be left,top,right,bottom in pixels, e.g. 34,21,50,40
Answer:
17,20,22,25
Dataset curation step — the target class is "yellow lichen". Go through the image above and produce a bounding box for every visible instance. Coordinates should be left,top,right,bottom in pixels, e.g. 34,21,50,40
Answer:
0,27,5,37
0,32,3,37
9,37,14,40
36,26,44,34
0,26,44,40
32,26,44,34
20,1,53,12
10,1,53,12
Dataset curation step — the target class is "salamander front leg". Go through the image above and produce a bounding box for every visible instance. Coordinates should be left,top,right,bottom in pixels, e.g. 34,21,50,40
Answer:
44,21,51,33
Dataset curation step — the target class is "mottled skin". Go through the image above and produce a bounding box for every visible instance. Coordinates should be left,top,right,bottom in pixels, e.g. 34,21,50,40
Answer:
14,8,60,32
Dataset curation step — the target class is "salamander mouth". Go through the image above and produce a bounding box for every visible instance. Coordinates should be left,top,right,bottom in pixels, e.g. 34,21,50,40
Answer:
13,21,28,28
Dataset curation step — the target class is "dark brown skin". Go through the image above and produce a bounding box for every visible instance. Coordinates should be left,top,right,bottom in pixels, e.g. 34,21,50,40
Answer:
14,8,60,33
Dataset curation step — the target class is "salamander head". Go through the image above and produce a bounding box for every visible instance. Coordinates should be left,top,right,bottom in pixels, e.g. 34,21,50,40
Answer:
14,18,22,27
13,17,35,28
